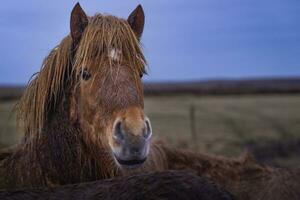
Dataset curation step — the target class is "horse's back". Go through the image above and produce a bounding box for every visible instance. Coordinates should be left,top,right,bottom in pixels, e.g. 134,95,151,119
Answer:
237,167,300,200
0,171,235,200
259,168,300,200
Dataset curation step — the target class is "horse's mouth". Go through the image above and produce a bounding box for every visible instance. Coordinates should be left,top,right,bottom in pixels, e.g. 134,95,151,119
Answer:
114,155,147,167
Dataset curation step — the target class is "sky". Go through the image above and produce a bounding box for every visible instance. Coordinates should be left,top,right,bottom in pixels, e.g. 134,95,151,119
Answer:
0,0,300,84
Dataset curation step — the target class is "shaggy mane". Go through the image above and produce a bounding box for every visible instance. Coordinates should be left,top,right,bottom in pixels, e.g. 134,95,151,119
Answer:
16,14,147,138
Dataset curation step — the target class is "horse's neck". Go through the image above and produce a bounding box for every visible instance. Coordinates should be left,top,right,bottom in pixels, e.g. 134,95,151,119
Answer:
0,119,79,186
1,105,114,188
37,110,118,183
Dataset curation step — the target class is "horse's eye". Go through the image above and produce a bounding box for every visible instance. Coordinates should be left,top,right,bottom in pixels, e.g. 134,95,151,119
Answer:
80,69,91,81
140,69,147,78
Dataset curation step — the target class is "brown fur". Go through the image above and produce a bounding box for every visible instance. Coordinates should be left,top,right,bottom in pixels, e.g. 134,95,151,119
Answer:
0,3,299,200
157,141,300,200
0,171,235,200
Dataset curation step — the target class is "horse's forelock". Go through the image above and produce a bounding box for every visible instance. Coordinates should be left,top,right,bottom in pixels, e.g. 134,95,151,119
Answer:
74,14,146,78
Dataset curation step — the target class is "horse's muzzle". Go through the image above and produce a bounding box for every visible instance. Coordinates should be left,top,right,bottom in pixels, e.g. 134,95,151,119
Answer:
111,117,152,168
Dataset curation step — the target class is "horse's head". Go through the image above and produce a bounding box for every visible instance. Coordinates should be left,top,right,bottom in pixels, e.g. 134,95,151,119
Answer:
69,3,151,168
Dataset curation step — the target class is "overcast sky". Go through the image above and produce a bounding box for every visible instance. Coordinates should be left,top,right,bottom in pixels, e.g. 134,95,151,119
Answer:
0,0,300,84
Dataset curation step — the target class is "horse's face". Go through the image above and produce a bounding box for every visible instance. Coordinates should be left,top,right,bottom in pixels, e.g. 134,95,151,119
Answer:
70,4,152,168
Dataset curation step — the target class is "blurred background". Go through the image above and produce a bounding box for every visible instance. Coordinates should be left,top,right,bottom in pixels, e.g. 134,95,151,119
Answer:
0,0,300,167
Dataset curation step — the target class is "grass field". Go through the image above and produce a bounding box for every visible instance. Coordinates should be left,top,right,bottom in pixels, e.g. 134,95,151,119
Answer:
1,94,300,166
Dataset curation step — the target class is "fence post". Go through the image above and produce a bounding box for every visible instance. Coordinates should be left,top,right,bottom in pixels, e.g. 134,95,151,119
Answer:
189,104,197,150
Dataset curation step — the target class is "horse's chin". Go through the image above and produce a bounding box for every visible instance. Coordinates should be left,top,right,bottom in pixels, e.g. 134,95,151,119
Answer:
113,154,147,169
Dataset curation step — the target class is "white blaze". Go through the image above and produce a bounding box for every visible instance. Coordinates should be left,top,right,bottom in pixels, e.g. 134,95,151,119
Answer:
109,48,122,61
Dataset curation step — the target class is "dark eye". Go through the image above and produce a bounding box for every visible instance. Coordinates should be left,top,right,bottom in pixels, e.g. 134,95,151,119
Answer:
140,69,146,78
80,69,91,81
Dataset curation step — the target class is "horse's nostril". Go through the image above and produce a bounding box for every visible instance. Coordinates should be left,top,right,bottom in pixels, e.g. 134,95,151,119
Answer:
113,121,124,141
143,119,152,139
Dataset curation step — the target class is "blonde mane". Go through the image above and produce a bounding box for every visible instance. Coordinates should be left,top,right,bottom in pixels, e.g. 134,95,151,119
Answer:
16,14,147,138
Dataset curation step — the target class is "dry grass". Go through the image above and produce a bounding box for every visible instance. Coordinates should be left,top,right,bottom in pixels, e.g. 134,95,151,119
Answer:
1,94,300,166
0,101,20,147
144,94,300,165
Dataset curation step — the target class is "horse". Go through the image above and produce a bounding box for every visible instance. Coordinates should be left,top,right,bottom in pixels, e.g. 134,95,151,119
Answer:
0,171,235,200
0,3,300,200
0,3,166,188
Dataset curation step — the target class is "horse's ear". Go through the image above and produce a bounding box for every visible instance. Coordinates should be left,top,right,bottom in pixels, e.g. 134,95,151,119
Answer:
70,3,88,47
127,5,145,39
